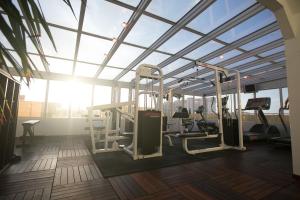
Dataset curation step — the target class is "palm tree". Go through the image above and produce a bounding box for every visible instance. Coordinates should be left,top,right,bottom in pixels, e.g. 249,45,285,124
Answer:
0,0,76,85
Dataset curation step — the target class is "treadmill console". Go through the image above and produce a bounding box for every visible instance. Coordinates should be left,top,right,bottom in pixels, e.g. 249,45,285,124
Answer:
245,98,271,110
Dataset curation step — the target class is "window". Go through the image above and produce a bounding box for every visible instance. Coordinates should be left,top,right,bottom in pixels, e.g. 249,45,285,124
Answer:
217,9,277,43
256,89,280,114
120,88,129,102
135,52,170,70
282,87,289,114
74,62,98,78
77,35,113,63
259,46,285,57
119,71,136,82
146,0,200,22
241,92,253,111
108,44,144,69
47,80,70,118
194,96,203,113
48,58,73,75
94,86,112,105
162,58,190,74
226,57,258,69
187,0,256,34
124,15,171,47
206,50,242,65
157,30,200,54
83,0,132,38
18,79,47,117
185,41,224,60
98,67,123,80
70,82,93,118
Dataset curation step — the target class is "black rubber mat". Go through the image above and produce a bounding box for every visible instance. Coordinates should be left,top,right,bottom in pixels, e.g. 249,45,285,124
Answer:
92,138,243,178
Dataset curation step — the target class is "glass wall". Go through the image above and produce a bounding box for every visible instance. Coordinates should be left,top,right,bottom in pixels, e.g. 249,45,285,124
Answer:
18,79,47,117
94,85,112,105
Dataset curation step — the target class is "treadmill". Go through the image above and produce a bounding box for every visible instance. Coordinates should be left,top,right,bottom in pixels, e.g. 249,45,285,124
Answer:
244,98,280,141
270,98,291,145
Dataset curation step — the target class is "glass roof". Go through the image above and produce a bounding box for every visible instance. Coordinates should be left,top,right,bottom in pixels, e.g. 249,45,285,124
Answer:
187,0,256,34
146,0,200,22
157,30,200,54
3,0,287,92
124,15,171,47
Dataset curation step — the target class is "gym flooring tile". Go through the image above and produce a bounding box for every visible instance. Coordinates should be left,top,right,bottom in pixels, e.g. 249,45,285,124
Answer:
0,136,299,200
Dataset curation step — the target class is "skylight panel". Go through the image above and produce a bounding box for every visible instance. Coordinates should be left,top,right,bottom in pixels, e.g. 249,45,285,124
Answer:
119,71,136,82
157,30,200,54
77,35,113,64
162,58,190,74
28,55,46,72
226,57,258,69
240,30,282,51
259,46,285,57
185,41,224,60
217,10,277,43
27,27,77,59
48,58,73,75
98,67,123,80
83,0,132,38
124,15,171,47
135,52,170,70
118,0,141,7
107,44,144,68
187,0,256,34
74,62,98,77
206,50,242,65
240,63,271,73
174,68,197,78
163,78,176,84
39,0,81,28
146,0,200,22
274,58,285,63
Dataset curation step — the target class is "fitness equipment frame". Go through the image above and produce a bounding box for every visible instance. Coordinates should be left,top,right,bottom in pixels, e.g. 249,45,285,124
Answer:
87,64,163,160
178,61,246,154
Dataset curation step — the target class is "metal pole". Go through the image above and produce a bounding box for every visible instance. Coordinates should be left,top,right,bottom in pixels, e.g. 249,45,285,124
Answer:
215,70,224,147
236,71,245,149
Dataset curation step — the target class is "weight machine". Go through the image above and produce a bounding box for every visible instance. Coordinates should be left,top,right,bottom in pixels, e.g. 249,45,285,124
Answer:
180,62,246,154
87,64,163,160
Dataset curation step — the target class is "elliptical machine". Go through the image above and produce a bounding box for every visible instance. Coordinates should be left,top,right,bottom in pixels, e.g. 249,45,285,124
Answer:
243,97,280,141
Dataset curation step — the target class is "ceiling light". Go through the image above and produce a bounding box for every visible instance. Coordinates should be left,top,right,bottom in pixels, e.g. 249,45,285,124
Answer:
104,53,108,57
243,75,249,79
112,37,117,43
219,55,224,59
121,22,127,28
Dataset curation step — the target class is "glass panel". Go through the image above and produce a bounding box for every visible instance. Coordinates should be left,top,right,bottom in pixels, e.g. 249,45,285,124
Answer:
240,30,283,51
125,15,171,47
162,58,191,74
83,0,132,38
120,88,129,102
163,78,176,84
217,10,277,43
194,96,203,113
274,58,285,63
174,68,197,78
48,58,73,75
77,34,113,63
47,80,70,118
98,67,123,80
259,46,285,57
18,79,46,117
185,41,224,60
240,62,271,73
118,0,141,7
74,62,98,77
226,57,258,68
39,0,81,28
119,71,136,82
135,52,170,70
70,81,92,118
94,85,112,105
28,55,46,71
108,44,144,68
146,0,200,22
206,49,242,65
187,0,256,34
256,89,280,114
282,87,289,115
0,30,12,49
27,27,77,59
157,30,200,54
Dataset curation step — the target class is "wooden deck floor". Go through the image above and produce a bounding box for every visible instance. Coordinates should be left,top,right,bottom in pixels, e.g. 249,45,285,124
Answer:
0,136,299,200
